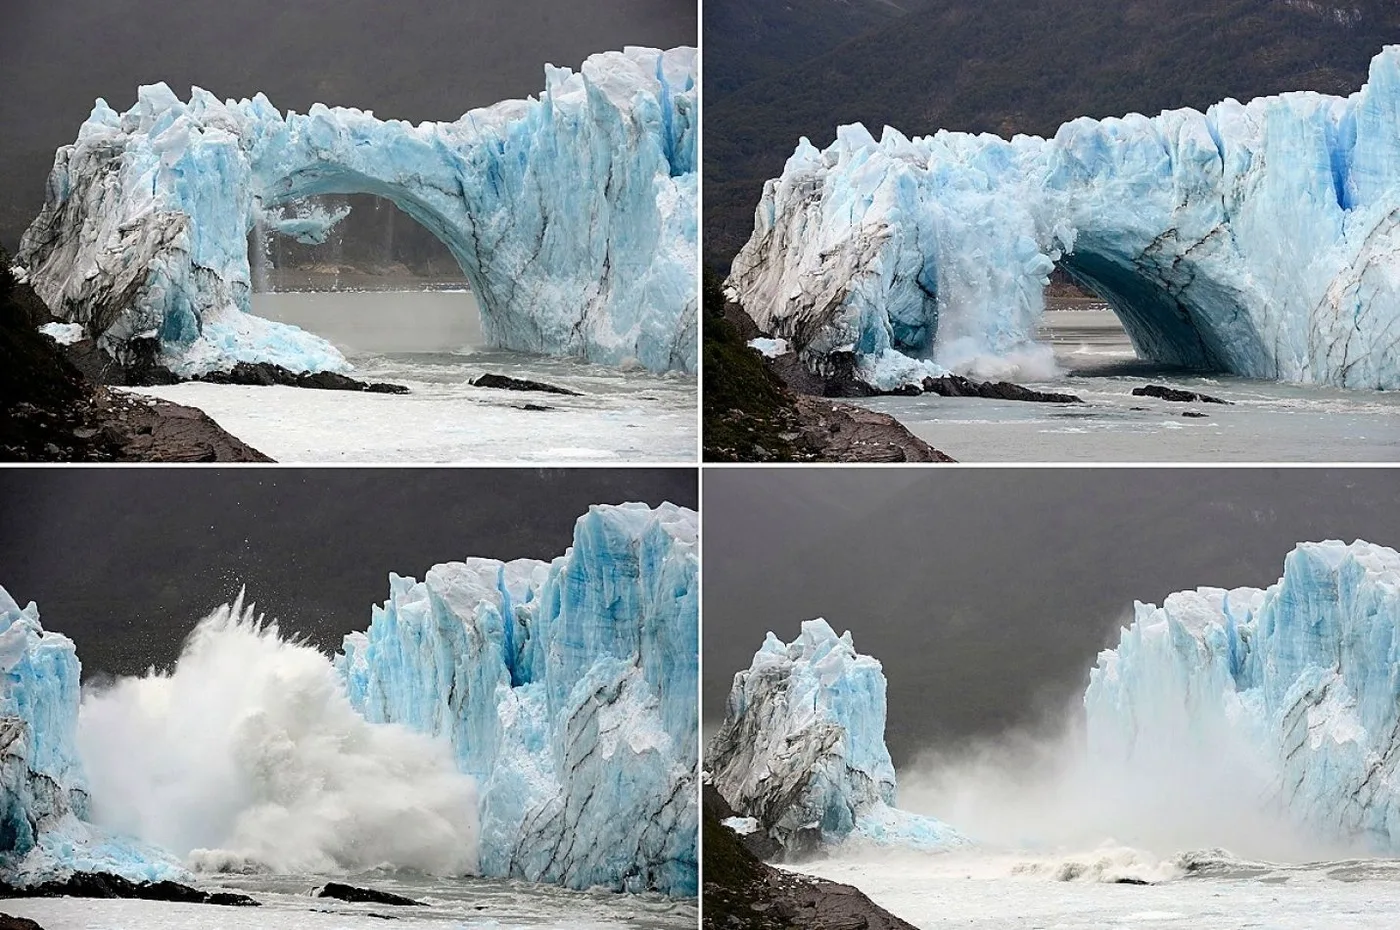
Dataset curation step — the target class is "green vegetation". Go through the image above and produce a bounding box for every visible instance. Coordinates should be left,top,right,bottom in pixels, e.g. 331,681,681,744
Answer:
706,0,1400,271
702,270,808,462
701,799,788,930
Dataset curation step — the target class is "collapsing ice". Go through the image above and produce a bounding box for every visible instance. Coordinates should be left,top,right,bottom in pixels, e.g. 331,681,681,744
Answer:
16,47,697,376
730,47,1400,390
713,540,1400,862
0,502,698,896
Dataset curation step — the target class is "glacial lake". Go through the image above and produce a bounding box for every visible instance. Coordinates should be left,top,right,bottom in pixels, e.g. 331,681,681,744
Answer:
119,285,697,463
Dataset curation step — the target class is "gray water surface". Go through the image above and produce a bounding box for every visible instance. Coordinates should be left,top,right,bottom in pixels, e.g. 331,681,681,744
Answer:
853,302,1400,462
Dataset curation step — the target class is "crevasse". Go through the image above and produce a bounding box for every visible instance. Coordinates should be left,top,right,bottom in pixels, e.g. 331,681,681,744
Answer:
17,47,697,376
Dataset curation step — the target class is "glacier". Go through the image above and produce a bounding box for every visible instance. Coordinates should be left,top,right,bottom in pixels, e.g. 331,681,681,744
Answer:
729,46,1400,390
708,618,964,858
1086,539,1400,854
0,587,184,886
337,501,699,895
16,47,697,376
0,501,697,896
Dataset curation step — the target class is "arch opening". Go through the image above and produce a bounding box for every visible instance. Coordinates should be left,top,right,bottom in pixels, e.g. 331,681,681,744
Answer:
248,191,485,357
1046,237,1268,379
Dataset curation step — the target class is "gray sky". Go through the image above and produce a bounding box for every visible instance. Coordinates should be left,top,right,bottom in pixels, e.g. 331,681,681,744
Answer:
0,468,696,679
703,468,1400,765
0,0,696,248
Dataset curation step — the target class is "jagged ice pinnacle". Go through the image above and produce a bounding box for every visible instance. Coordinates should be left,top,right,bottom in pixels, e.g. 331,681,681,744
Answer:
337,501,699,895
708,618,965,857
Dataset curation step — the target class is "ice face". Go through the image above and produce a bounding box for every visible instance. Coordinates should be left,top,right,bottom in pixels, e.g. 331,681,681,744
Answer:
17,47,697,376
729,46,1400,390
709,618,965,856
337,502,699,895
1086,540,1400,853
0,587,184,886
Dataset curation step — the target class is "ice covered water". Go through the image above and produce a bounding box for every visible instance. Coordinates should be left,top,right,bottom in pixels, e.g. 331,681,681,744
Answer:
785,850,1400,930
2,871,697,930
847,301,1400,461
115,288,697,463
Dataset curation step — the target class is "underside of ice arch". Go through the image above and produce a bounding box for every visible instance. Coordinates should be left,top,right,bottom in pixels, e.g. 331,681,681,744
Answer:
729,45,1400,390
16,46,697,376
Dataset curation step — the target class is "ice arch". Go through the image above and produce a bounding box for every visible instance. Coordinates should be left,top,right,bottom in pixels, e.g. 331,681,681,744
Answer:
17,47,697,376
729,46,1400,390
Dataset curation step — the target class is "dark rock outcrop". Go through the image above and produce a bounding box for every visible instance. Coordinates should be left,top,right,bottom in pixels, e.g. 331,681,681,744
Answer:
0,251,273,462
470,373,582,396
703,789,916,930
0,872,258,907
1132,384,1231,404
0,915,44,930
315,882,423,907
921,374,1082,403
704,275,955,462
195,362,408,394
820,350,880,398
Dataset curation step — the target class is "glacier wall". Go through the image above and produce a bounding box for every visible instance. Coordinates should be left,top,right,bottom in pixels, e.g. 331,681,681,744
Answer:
729,46,1400,390
0,587,183,886
17,47,697,376
1086,540,1400,854
708,618,964,857
336,502,698,895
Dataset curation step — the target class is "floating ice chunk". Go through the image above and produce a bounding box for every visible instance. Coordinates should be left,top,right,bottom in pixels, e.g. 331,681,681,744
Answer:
747,337,789,357
38,323,84,345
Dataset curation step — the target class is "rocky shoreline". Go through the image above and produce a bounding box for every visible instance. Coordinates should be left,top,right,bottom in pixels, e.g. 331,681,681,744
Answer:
703,786,916,930
703,279,952,462
1,253,272,462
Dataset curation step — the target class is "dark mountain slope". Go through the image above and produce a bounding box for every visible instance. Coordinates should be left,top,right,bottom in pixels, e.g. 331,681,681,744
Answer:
706,0,1400,270
704,0,925,98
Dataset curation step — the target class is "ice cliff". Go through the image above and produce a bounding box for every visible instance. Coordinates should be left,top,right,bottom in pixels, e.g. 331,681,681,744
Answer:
337,501,699,895
708,618,964,857
729,46,1400,390
17,47,697,376
0,587,182,885
1086,540,1400,853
